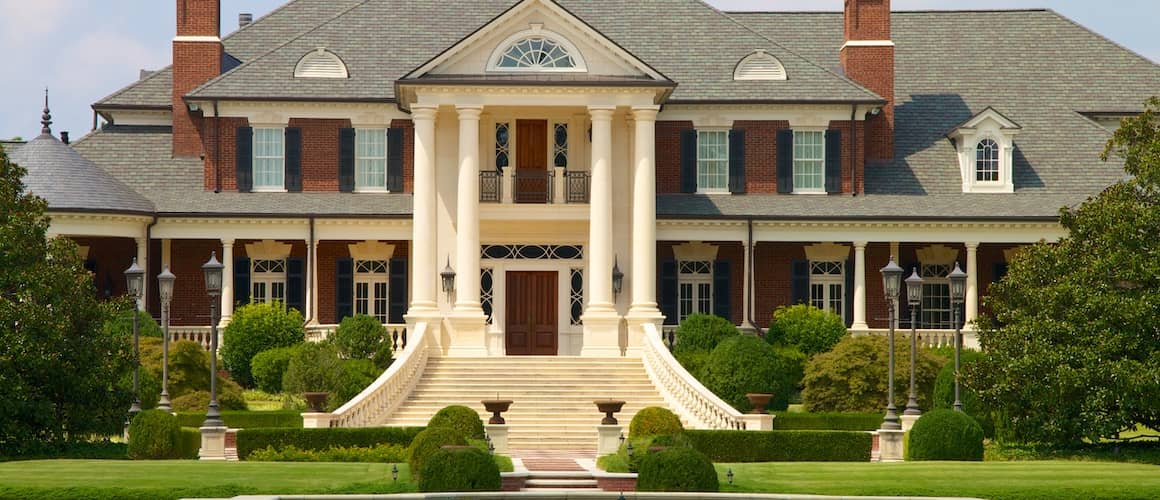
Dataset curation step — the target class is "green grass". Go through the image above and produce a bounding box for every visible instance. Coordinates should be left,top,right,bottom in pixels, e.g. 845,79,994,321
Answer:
717,461,1160,500
0,460,415,500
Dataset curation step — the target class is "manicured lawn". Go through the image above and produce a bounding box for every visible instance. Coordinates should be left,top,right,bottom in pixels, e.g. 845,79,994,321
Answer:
0,460,415,500
717,461,1160,500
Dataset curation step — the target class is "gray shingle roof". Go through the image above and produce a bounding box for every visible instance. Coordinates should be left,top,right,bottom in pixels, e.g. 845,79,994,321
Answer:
9,133,154,215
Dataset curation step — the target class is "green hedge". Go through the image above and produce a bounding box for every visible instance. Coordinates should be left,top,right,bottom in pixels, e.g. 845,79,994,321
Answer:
683,430,872,462
247,443,408,463
236,427,424,460
176,428,201,459
175,411,303,429
418,447,501,493
128,410,181,460
637,447,718,492
771,412,882,431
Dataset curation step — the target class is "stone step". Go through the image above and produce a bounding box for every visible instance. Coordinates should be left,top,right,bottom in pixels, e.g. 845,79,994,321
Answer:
525,479,599,488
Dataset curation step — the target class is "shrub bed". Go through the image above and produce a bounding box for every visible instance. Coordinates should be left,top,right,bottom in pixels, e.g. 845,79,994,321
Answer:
629,406,684,438
247,443,408,463
427,405,485,440
175,411,303,429
683,430,872,462
907,409,984,461
802,335,944,412
128,410,180,460
637,447,718,492
236,427,424,460
0,441,128,461
771,412,882,431
407,428,469,479
418,447,501,493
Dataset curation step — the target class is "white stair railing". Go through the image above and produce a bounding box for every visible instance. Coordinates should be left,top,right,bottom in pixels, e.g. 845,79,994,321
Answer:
332,321,430,427
640,322,746,430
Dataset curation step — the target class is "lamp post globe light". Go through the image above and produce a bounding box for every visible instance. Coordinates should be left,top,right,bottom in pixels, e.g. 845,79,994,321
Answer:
947,262,968,412
878,256,904,430
202,252,225,428
903,267,924,416
123,257,146,418
157,266,176,412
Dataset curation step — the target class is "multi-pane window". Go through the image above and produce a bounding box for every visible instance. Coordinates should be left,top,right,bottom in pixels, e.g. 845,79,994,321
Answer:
251,259,286,305
678,261,713,322
793,131,825,192
356,129,387,191
697,131,729,192
354,260,389,323
554,123,569,168
976,139,1000,182
919,264,953,329
495,123,510,169
809,261,845,322
497,37,576,69
253,128,285,190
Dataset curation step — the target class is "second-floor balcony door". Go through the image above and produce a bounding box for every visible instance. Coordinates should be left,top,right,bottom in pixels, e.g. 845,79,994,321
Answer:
515,120,550,203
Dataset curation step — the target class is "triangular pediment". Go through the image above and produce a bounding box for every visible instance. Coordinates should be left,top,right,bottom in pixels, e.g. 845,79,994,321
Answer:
405,0,667,82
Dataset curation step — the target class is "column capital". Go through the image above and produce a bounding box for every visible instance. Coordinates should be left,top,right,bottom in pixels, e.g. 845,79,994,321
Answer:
588,106,616,121
853,241,869,249
411,105,438,121
220,238,235,246
456,105,484,120
964,242,980,250
631,105,660,121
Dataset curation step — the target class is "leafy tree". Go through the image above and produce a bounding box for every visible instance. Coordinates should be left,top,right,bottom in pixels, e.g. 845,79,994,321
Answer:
766,304,848,356
0,145,133,455
967,98,1160,445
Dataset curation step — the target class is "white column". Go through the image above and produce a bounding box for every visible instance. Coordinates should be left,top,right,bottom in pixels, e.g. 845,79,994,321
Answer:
581,106,621,357
135,237,148,311
965,242,979,327
852,241,869,331
409,106,438,314
220,239,235,325
454,106,483,313
628,106,659,314
305,237,316,324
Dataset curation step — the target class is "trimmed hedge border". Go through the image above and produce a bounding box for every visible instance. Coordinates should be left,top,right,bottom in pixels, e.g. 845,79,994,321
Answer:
771,412,882,431
684,430,872,462
176,410,303,429
177,428,201,459
236,427,424,460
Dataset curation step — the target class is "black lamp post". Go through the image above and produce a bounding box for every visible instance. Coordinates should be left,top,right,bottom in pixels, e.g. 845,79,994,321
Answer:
947,262,967,412
441,257,456,301
612,257,624,298
157,266,176,412
879,257,903,430
904,268,924,417
202,252,225,428
124,257,145,418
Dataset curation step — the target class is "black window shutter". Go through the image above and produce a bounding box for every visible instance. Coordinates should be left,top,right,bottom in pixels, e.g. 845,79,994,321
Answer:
845,258,855,327
338,128,356,192
777,129,794,194
825,129,842,194
236,127,253,193
660,260,678,325
791,260,809,305
285,128,302,192
286,257,304,314
713,260,731,323
679,129,698,193
387,128,405,192
336,258,354,322
728,129,746,193
234,257,251,307
389,258,408,324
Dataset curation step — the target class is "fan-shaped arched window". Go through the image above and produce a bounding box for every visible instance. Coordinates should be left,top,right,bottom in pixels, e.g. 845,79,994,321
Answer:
975,139,1000,182
734,50,787,81
294,48,348,79
487,28,587,73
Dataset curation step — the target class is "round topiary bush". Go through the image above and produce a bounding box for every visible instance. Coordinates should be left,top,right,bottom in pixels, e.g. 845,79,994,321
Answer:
220,302,305,388
672,313,739,355
933,350,994,437
418,446,501,492
629,406,684,438
636,447,719,492
766,304,848,356
332,315,388,361
251,346,298,394
428,405,485,440
128,409,180,459
408,427,469,478
801,335,944,412
700,336,800,412
907,409,984,461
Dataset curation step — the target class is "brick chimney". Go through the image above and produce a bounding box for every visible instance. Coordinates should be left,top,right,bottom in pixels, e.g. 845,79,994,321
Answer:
840,0,894,161
172,0,222,157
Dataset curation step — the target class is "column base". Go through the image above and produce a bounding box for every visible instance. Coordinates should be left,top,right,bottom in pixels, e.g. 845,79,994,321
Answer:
850,322,870,332
877,429,905,462
446,310,489,357
625,309,664,356
198,426,228,461
580,310,623,357
596,424,624,457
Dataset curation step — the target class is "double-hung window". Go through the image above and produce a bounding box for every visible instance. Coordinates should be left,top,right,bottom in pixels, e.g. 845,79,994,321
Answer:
697,131,729,192
793,130,825,192
919,264,953,329
253,128,285,191
251,259,287,305
354,260,389,323
677,261,714,321
356,128,388,191
809,261,845,322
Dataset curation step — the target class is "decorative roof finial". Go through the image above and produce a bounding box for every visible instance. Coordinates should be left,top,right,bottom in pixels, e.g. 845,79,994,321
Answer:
41,88,52,135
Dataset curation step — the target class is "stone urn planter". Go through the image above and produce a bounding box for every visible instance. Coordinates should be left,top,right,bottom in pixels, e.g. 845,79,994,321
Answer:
303,392,330,412
482,399,513,424
594,400,626,425
746,393,773,414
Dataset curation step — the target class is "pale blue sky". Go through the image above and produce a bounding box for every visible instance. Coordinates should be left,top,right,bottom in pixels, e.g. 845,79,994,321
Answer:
2,0,1157,141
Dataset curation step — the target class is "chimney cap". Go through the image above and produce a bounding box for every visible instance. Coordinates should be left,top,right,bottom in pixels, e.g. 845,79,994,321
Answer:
239,13,253,28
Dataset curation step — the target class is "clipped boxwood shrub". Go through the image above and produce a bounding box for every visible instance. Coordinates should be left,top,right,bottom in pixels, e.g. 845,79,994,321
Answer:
171,384,248,412
700,336,797,412
127,410,180,459
408,427,469,478
618,433,694,472
236,426,425,460
933,350,995,437
683,429,872,462
282,342,342,396
637,447,718,492
247,443,408,463
428,405,485,440
418,447,501,492
332,315,392,367
766,304,848,356
176,427,201,459
175,410,302,429
771,411,882,431
251,346,297,394
629,406,683,438
672,313,739,355
802,335,944,412
221,302,305,388
907,409,984,461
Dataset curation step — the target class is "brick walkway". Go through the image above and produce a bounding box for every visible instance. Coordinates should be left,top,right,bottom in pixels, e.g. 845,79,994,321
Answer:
510,449,594,472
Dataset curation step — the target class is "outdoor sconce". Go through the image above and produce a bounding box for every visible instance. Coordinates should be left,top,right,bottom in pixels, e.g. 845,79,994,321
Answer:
948,262,966,304
880,257,903,301
905,268,923,307
612,257,624,298
202,252,223,297
440,257,456,300
124,257,145,301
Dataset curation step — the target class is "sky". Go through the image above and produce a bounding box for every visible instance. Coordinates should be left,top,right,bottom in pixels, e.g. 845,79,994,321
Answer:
1,0,1158,141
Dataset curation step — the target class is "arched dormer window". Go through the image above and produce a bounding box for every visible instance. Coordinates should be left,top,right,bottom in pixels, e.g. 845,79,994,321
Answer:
487,25,587,73
733,50,787,81
947,107,1021,193
975,139,1000,182
294,48,348,79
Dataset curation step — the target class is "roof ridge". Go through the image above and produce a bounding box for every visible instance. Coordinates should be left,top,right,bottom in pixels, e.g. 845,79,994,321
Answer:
726,8,1052,14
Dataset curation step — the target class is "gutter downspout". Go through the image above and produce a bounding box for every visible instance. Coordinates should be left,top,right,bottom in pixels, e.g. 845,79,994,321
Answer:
302,216,316,326
145,215,159,312
850,105,858,196
746,218,763,336
213,100,221,193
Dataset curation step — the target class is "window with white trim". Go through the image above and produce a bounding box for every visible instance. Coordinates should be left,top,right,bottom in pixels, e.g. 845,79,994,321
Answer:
975,139,1000,182
809,261,845,322
251,259,287,305
678,261,714,321
253,128,285,190
497,37,577,69
354,260,389,323
919,264,953,329
697,131,729,192
356,128,387,191
793,130,825,192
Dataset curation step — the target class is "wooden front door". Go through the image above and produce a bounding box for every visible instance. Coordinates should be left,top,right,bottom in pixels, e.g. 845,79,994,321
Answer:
515,120,549,203
505,271,558,355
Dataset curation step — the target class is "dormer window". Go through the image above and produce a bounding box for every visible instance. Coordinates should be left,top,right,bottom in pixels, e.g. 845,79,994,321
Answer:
487,25,587,72
294,48,349,79
975,139,1000,182
948,107,1021,193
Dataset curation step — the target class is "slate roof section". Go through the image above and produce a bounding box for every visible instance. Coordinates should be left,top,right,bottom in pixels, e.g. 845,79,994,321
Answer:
70,126,411,217
9,133,154,215
656,193,1078,220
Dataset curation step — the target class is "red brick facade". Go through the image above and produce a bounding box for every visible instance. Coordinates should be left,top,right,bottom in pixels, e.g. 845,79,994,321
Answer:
841,0,895,162
753,242,802,328
734,120,789,194
172,0,221,158
168,239,222,326
655,121,692,194
202,117,249,191
287,118,350,192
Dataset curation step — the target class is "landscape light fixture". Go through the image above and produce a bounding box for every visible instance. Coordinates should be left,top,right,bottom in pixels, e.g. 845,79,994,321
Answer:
157,266,176,412
903,267,924,417
947,262,968,412
201,252,225,428
878,257,903,430
124,257,145,418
